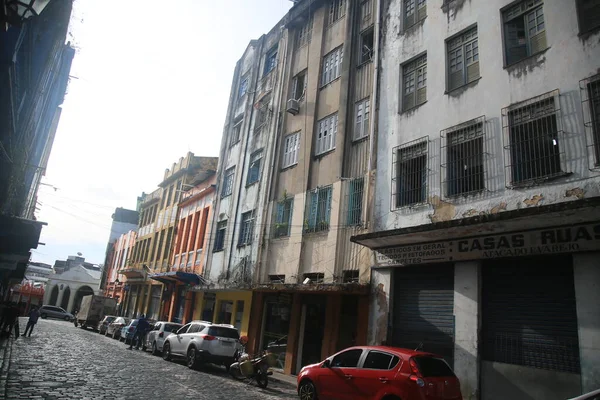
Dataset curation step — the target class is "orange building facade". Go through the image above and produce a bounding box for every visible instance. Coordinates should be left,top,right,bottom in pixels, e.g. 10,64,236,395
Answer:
164,172,216,323
104,230,137,313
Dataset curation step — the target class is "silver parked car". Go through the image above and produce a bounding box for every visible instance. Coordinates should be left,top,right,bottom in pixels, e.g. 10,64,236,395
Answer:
39,305,74,321
106,317,130,339
97,315,117,335
144,321,183,355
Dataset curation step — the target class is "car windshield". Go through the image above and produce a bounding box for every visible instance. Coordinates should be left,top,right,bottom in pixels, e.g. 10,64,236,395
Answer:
105,317,115,323
207,327,239,339
131,320,139,326
412,357,455,377
164,324,182,333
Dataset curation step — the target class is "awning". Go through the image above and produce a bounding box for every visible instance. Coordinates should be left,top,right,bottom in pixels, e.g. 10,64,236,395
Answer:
118,268,146,280
351,197,600,267
149,271,206,286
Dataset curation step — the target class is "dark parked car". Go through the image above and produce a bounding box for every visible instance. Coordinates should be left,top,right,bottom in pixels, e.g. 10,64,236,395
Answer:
97,315,116,335
297,346,462,400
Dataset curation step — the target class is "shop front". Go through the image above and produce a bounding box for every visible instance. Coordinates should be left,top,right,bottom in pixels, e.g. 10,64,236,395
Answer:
352,199,600,399
190,289,252,336
247,287,369,375
149,271,204,323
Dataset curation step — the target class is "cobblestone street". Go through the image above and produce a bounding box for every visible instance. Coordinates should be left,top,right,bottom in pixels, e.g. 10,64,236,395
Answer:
3,318,297,400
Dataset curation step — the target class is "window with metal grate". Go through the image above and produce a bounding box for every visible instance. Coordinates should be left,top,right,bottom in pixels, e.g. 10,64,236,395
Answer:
403,0,426,31
213,220,227,252
246,150,263,186
441,116,486,197
273,198,293,238
238,210,255,246
502,90,564,187
347,177,364,225
580,74,600,167
221,167,235,198
305,186,333,233
392,138,428,208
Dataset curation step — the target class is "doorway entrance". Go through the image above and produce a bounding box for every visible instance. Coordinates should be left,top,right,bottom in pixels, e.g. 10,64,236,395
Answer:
298,296,326,370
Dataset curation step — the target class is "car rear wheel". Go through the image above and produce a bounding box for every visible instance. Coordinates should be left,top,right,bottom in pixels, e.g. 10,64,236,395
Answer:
187,347,199,369
162,342,172,361
64,316,70,321
151,342,160,356
298,381,318,400
40,314,47,319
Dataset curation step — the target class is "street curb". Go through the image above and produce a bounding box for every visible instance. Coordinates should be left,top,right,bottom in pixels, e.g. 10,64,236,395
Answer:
0,337,14,399
268,372,297,388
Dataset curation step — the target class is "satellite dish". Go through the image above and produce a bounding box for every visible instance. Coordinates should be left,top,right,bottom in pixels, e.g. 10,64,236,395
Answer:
77,252,82,256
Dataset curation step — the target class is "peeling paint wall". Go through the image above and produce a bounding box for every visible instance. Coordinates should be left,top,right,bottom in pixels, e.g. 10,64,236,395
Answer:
376,0,600,232
368,268,391,345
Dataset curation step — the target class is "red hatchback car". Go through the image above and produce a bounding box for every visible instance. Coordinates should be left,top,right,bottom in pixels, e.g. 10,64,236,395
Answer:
297,346,462,400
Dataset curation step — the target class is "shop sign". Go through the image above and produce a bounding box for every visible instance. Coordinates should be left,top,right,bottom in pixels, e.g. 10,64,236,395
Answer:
374,222,600,267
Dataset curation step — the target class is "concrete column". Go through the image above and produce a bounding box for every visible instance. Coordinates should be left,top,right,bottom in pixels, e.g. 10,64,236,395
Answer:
573,252,600,393
356,294,369,345
247,291,264,354
453,261,481,400
284,293,303,375
67,286,78,313
56,286,65,309
368,268,392,345
321,295,341,359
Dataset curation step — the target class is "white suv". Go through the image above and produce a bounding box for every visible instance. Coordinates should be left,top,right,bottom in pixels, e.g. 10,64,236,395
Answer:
162,320,241,370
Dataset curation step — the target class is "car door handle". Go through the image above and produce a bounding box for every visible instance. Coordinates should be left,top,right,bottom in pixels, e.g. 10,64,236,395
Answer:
344,375,353,380
378,377,389,383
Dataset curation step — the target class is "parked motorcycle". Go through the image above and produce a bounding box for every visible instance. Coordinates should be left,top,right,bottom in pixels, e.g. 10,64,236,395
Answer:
229,336,277,389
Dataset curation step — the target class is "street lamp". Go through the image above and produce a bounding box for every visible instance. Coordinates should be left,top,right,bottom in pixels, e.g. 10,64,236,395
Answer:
3,0,51,24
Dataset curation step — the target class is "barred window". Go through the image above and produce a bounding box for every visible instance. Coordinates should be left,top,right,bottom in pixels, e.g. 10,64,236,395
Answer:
441,117,485,197
238,211,255,246
328,0,346,25
503,0,547,66
347,177,364,226
273,198,293,238
304,272,324,284
579,74,600,167
296,15,313,48
503,91,564,186
343,270,359,283
354,98,370,141
316,114,337,155
403,0,426,30
264,46,278,76
321,47,343,86
402,54,427,111
576,0,600,34
282,132,300,169
221,167,235,198
305,185,333,233
255,94,271,131
447,27,479,91
214,221,227,252
230,119,242,147
246,150,263,186
392,138,428,208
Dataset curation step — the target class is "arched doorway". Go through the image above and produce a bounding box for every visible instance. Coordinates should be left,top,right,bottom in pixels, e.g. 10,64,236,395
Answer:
60,286,71,310
49,285,59,305
73,286,94,313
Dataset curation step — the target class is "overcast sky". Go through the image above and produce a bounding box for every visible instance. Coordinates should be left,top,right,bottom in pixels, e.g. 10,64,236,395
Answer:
33,0,292,266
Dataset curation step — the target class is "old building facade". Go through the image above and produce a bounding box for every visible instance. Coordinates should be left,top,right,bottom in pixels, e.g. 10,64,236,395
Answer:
352,1,600,399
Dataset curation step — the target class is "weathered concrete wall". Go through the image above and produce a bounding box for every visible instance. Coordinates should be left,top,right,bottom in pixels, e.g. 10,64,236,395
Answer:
368,267,391,345
376,0,600,232
573,252,600,393
481,361,581,400
453,261,480,400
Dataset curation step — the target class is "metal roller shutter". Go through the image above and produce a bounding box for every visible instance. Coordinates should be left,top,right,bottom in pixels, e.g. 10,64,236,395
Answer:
392,265,455,365
482,255,580,373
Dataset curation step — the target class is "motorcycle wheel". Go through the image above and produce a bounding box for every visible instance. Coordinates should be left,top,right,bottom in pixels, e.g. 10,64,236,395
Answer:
229,363,245,381
256,372,268,389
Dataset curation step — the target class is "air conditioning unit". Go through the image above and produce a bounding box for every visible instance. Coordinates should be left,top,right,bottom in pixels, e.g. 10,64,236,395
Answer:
286,98,300,115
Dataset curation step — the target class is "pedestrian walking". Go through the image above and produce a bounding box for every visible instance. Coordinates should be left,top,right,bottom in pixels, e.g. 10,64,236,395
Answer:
128,314,149,350
22,306,40,337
